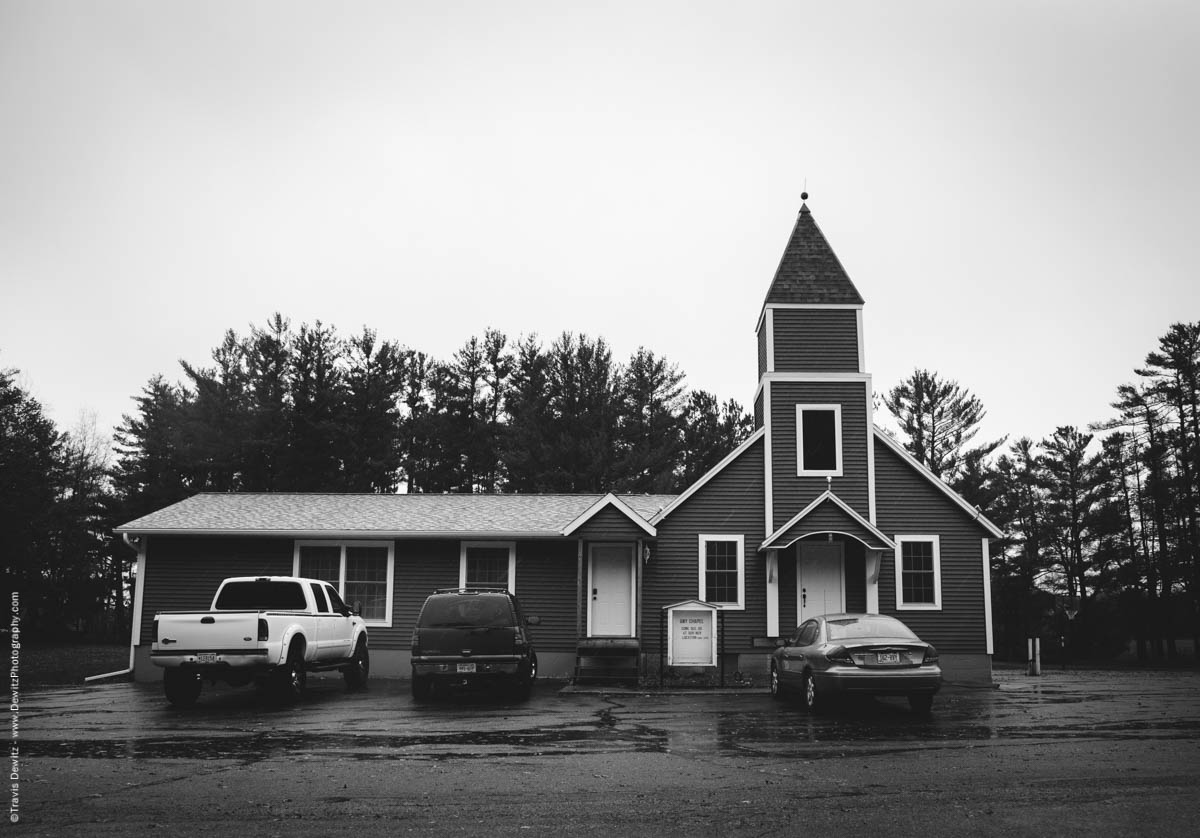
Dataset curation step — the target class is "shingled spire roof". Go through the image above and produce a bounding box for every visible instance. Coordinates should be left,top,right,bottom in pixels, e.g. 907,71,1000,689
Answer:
763,202,864,306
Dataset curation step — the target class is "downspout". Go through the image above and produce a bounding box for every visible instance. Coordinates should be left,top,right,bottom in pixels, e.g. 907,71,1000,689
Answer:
85,532,143,682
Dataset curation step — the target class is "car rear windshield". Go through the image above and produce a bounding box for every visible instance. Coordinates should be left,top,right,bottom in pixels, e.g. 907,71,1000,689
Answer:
214,581,308,611
418,595,514,628
827,616,917,641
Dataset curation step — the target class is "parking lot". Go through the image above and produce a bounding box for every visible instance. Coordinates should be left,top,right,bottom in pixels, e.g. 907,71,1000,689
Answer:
16,667,1200,836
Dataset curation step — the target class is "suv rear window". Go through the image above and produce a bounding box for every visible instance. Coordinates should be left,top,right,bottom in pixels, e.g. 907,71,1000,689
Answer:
417,594,514,628
214,581,308,611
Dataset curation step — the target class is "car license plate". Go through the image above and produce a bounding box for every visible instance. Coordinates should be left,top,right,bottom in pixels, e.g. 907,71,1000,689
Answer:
877,652,900,664
457,663,476,674
197,653,218,664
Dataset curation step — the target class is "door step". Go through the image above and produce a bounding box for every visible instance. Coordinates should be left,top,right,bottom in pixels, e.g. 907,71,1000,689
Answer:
573,640,640,686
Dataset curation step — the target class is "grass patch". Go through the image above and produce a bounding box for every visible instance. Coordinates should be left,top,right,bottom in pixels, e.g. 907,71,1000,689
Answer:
18,643,130,685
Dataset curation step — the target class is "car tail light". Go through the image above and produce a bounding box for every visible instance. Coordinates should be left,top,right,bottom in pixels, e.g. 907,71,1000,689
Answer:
826,646,854,665
923,645,939,665
411,629,420,653
152,618,159,643
257,618,269,642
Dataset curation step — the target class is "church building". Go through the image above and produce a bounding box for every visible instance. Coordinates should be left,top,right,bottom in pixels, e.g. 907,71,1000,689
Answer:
117,201,1003,686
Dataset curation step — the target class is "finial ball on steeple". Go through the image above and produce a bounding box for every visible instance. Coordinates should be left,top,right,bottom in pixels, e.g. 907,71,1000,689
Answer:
801,191,809,200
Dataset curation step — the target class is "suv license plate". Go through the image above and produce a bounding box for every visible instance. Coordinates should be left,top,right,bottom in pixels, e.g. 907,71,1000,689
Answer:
197,653,217,664
877,653,900,664
457,663,476,673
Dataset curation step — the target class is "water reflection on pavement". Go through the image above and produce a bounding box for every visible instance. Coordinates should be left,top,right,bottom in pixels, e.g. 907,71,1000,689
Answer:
23,667,1200,765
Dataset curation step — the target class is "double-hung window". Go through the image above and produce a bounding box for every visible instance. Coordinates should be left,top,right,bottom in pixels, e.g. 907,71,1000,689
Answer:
295,541,394,626
698,534,745,610
796,404,843,476
460,541,516,591
895,535,941,610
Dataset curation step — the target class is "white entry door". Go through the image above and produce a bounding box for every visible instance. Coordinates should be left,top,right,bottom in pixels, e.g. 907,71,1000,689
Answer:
798,542,845,623
589,545,635,637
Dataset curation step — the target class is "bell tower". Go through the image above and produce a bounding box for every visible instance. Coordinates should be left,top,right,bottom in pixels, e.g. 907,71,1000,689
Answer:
754,196,876,532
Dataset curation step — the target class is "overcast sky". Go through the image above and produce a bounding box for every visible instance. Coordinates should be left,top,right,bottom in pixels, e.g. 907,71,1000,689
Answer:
2,1,1197,455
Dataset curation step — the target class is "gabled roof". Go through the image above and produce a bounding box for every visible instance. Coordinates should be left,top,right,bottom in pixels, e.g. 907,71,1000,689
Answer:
562,493,657,538
873,428,1005,538
762,204,864,307
115,492,676,539
761,490,895,552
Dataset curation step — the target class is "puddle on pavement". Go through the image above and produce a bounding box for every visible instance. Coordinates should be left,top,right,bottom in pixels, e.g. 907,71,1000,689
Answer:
24,701,1200,763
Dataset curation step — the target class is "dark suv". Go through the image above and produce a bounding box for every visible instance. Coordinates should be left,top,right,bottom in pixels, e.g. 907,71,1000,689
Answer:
410,588,540,700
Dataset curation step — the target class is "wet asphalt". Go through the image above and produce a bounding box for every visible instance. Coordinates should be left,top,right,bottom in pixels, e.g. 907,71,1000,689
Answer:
15,666,1200,836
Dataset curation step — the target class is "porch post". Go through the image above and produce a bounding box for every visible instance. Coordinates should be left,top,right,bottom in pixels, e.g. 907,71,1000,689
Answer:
576,539,584,638
766,549,779,636
865,548,882,614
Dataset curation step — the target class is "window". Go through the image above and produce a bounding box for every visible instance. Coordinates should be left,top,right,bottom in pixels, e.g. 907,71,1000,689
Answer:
698,534,745,609
460,542,516,591
796,404,842,476
794,620,819,646
309,582,330,613
214,580,307,611
295,541,394,626
895,535,941,610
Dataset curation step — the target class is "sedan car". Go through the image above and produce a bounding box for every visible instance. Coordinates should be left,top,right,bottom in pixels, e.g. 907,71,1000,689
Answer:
770,613,941,713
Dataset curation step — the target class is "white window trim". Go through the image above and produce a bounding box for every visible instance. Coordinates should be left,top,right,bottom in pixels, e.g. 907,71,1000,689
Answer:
293,540,395,628
460,541,517,593
894,535,942,611
796,403,843,477
698,534,746,610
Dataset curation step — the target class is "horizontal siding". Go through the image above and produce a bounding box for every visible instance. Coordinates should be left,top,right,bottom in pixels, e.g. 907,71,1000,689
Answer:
772,309,859,372
514,541,582,653
140,536,295,646
390,540,460,650
758,323,768,378
873,437,992,655
573,506,653,542
754,390,764,430
648,437,766,655
772,500,882,547
769,380,871,528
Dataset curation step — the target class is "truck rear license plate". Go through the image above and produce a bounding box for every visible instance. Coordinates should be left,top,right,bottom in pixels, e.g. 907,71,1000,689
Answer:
197,653,218,664
877,652,900,664
457,663,476,673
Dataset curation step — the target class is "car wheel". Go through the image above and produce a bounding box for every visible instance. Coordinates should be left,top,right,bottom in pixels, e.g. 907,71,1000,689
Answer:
770,664,786,700
163,669,202,708
802,671,823,714
411,675,432,702
342,637,370,690
276,644,307,703
909,693,933,714
515,654,538,701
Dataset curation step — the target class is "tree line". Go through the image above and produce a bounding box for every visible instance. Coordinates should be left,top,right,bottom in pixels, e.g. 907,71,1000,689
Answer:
3,316,752,638
882,323,1200,663
3,317,1197,663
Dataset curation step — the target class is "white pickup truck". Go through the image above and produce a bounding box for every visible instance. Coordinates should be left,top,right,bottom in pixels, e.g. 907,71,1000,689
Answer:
151,576,370,707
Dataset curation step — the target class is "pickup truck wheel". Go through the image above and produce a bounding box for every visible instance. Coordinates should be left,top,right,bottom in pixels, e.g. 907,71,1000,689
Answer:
342,638,370,690
163,669,202,708
276,645,307,703
411,675,432,702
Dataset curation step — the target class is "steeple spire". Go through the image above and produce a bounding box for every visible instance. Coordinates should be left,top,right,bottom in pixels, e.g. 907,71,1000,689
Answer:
762,198,864,306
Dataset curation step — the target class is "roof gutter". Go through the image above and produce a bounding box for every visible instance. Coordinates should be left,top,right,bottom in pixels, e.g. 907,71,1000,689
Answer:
85,533,145,683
